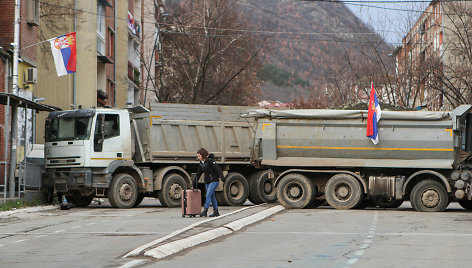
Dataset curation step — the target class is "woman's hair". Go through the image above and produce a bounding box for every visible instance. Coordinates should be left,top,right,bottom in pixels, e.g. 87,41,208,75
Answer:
197,148,209,160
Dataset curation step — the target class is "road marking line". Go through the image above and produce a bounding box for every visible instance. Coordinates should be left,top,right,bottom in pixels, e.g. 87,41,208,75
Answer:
354,250,364,256
71,226,81,229
86,223,96,226
15,239,27,243
118,259,147,268
123,204,268,258
54,230,65,233
35,235,47,238
347,258,358,264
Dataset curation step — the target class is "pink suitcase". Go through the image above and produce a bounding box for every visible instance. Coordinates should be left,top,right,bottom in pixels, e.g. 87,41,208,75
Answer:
182,189,201,217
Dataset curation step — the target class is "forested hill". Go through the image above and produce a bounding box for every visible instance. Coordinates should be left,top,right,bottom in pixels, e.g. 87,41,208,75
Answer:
239,0,393,102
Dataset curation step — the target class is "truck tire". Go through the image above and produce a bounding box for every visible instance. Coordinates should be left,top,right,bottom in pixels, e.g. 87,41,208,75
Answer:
458,199,472,210
158,173,186,207
325,174,363,210
222,172,249,206
410,179,449,212
372,197,403,208
133,194,145,208
248,173,263,205
215,191,228,206
250,170,276,204
108,173,138,208
67,195,93,207
276,173,316,209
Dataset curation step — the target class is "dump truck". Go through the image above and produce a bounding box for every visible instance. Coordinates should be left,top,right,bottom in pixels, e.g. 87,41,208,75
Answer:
244,105,472,212
44,103,273,208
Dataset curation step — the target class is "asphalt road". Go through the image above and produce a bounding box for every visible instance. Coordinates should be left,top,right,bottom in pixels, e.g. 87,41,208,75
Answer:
1,200,471,268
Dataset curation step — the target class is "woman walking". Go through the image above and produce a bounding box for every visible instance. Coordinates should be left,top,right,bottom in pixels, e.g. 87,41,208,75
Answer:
196,148,225,217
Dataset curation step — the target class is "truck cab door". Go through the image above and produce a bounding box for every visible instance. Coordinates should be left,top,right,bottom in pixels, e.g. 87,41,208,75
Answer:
91,113,124,166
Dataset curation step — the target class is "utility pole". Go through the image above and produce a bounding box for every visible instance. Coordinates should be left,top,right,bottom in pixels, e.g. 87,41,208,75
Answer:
9,0,21,198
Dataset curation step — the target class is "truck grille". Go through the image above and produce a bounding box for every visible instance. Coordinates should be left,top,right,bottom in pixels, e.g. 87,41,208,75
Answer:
47,156,82,167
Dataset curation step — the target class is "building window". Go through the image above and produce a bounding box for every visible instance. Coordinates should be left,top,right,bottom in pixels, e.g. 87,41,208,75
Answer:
107,28,115,59
27,0,40,26
97,1,106,56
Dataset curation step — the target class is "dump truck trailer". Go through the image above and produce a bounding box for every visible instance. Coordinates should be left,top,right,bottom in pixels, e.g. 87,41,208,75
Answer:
44,103,271,208
245,105,472,212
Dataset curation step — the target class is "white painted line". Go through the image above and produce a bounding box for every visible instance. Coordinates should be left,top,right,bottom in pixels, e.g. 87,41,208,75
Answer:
71,226,81,229
15,239,27,243
35,235,47,238
224,205,285,232
118,259,147,268
354,250,364,256
123,204,267,258
54,230,65,233
144,227,232,259
86,223,96,226
347,258,358,265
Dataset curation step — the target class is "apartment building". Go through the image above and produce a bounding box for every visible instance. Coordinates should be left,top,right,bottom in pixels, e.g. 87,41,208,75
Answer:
394,0,472,110
35,0,143,143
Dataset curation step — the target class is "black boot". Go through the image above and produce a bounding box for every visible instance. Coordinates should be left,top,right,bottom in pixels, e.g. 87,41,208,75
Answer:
209,209,220,217
199,208,208,217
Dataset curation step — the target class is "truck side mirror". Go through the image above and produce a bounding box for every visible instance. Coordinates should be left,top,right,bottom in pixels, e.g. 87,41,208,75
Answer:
94,114,105,152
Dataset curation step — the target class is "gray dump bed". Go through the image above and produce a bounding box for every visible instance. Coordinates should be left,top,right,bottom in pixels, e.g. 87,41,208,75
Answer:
131,103,256,164
246,108,460,169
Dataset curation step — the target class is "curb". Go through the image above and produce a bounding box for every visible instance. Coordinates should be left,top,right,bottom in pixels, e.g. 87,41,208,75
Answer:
143,205,285,260
0,205,57,217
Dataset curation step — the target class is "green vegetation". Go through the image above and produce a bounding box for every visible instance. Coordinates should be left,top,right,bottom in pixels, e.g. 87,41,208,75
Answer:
258,64,310,88
0,199,42,211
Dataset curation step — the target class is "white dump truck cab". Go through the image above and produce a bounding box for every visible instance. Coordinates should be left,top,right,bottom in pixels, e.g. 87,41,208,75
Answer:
44,108,145,208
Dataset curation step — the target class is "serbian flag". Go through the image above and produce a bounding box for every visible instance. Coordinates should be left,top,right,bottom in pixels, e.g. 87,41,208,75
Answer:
49,32,77,77
366,82,381,144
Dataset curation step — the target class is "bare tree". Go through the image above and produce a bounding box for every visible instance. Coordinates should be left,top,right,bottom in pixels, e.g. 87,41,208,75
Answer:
154,0,264,105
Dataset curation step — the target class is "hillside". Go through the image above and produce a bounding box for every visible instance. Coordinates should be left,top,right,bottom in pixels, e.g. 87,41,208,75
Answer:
239,0,394,102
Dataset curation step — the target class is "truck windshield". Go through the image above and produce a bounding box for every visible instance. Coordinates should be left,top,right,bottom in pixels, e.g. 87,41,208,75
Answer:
45,117,92,142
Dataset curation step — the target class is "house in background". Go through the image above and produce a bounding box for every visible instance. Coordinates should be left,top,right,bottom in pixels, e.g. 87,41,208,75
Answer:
394,0,472,110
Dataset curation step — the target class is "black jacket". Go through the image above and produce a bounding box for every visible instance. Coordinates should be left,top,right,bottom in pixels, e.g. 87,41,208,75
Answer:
196,157,225,184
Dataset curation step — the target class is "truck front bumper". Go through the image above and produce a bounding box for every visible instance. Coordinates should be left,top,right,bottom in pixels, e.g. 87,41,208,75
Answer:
46,170,93,192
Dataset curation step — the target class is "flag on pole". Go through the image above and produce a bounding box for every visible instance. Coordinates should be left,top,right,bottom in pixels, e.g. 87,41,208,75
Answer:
49,32,77,77
366,82,381,144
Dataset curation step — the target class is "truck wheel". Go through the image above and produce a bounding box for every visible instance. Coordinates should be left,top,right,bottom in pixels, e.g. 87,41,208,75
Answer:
325,174,363,210
248,172,263,205
373,197,404,208
251,170,277,203
276,173,315,209
215,191,228,206
458,199,472,210
133,194,145,208
108,173,138,208
158,173,186,207
410,179,449,212
67,195,93,207
222,172,249,206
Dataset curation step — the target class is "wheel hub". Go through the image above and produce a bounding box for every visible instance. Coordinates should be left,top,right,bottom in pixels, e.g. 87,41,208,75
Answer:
337,185,350,198
289,185,301,198
119,183,133,201
230,184,240,196
421,190,440,208
169,184,182,199
264,181,272,193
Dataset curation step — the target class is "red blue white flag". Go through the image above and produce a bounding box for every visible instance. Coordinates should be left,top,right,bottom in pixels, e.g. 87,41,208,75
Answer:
366,82,381,144
49,32,77,77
